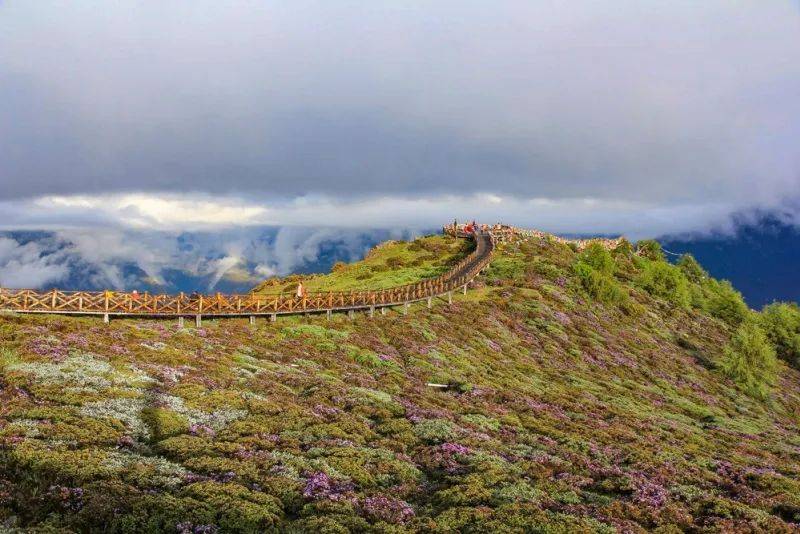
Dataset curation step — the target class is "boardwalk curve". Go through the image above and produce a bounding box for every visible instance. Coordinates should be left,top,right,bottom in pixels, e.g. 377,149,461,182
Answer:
0,229,495,323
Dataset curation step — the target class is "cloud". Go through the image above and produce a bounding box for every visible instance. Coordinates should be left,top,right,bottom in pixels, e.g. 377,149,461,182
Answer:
0,191,774,239
0,225,399,291
0,0,798,227
0,237,70,288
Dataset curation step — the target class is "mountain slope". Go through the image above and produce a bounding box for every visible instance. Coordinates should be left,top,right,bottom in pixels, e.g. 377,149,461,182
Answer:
1,234,799,533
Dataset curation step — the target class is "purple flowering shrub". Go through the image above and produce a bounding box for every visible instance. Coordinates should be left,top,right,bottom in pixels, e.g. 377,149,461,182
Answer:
0,235,799,532
361,495,415,524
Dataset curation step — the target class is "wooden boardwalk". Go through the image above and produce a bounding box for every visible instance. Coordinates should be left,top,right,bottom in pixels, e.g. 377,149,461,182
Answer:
0,230,495,324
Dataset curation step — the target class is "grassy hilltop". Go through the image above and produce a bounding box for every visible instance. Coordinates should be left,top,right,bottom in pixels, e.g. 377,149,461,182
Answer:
251,235,474,294
1,234,799,533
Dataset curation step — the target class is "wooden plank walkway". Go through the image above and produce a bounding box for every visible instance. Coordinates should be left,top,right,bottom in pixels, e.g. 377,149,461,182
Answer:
0,230,496,323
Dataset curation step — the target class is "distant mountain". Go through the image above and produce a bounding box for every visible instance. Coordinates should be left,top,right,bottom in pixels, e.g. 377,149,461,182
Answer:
660,218,799,308
2,221,797,307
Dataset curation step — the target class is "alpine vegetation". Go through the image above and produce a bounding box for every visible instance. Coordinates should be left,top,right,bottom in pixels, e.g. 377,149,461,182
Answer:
0,233,798,532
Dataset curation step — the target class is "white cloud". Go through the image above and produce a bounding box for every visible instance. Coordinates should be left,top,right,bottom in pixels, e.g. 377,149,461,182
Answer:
0,237,69,288
0,191,763,239
41,194,267,230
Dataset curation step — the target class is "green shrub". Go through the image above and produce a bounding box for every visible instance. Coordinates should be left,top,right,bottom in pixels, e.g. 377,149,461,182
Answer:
636,262,690,309
677,254,707,283
579,243,615,276
612,238,635,258
141,408,189,441
636,240,665,261
705,279,749,326
487,257,526,282
385,256,404,269
573,262,626,305
759,302,800,368
720,320,779,400
413,419,457,444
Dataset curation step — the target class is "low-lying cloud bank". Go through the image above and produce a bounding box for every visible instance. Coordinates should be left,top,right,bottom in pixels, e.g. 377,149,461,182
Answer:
2,192,797,292
5,192,797,239
0,225,410,292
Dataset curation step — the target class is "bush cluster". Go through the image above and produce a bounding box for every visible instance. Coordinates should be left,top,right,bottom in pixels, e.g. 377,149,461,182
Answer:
636,261,691,309
720,320,779,399
573,244,627,306
759,302,800,368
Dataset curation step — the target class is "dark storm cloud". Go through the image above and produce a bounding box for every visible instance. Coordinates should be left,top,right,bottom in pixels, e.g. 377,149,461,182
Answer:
1,1,799,214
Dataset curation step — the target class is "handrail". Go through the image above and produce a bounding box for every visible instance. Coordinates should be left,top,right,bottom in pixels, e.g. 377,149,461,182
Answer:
0,229,496,319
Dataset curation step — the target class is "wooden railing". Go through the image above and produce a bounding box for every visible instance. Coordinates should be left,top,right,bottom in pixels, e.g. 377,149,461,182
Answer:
0,230,495,321
444,223,625,250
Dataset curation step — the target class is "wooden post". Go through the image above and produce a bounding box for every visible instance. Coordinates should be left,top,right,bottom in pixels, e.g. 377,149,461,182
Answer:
195,315,202,328
103,313,109,324
427,297,432,309
403,302,409,316
463,284,467,295
178,316,184,328
249,315,255,325
326,309,332,321
348,309,355,320
369,306,375,318
270,313,276,323
380,307,387,316
447,291,452,304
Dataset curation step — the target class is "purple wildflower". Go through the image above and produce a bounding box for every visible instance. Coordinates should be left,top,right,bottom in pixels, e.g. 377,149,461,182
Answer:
440,442,471,456
553,311,571,325
64,333,89,348
361,495,415,524
47,485,84,511
176,522,218,534
313,404,341,419
629,474,668,508
188,424,216,438
110,344,129,355
27,338,69,361
213,471,237,483
117,435,135,448
302,471,354,502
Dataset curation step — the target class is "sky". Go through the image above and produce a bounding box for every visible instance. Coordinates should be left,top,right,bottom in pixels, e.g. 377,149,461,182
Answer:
1,1,799,290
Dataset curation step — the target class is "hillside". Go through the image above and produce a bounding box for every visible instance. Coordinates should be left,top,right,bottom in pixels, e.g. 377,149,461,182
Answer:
251,235,474,295
1,234,799,533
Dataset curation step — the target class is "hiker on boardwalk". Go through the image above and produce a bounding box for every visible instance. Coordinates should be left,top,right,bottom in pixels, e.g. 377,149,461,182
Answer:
296,282,305,299
131,290,140,301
